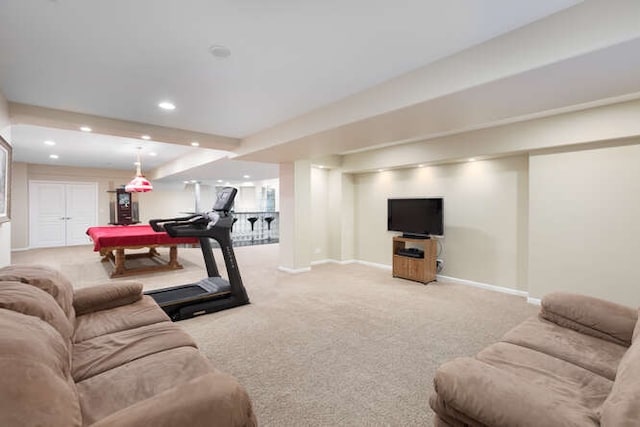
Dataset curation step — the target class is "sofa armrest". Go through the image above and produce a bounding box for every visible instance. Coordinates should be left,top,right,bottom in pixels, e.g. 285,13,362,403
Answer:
73,282,143,316
540,292,637,347
89,372,256,427
431,358,599,427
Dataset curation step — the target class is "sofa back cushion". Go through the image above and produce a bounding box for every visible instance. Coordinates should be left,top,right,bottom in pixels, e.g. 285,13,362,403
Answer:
601,316,640,426
0,281,73,342
0,265,76,324
0,308,81,427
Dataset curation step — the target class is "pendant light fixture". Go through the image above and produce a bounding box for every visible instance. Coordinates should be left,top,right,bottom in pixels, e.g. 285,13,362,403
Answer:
125,147,153,192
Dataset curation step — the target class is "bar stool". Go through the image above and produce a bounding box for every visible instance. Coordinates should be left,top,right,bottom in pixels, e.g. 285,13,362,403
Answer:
231,218,238,233
247,217,258,241
264,217,274,240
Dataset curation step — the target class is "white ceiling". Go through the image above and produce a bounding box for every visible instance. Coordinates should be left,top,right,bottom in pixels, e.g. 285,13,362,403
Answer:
1,1,585,183
11,125,195,170
0,0,580,139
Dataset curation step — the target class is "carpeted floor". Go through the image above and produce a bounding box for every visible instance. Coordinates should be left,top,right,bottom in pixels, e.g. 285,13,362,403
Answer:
12,243,537,426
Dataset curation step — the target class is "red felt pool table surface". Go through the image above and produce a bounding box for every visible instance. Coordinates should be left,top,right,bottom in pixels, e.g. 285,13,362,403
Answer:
86,225,199,278
87,225,197,252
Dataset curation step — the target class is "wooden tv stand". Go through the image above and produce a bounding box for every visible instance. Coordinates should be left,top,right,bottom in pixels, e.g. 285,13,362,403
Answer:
392,236,437,284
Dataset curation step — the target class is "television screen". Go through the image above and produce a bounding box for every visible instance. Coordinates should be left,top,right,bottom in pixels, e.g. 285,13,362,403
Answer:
387,198,444,237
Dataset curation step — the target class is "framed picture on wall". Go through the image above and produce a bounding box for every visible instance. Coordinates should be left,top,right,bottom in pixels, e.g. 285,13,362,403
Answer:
0,135,12,223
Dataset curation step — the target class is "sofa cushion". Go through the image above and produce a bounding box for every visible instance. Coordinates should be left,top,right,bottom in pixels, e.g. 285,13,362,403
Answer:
0,265,76,323
540,292,638,347
72,321,197,381
90,372,257,427
0,281,73,342
432,357,599,427
75,295,169,343
73,281,143,316
0,309,81,427
633,309,640,343
76,346,214,425
502,316,626,380
601,325,640,426
477,342,612,411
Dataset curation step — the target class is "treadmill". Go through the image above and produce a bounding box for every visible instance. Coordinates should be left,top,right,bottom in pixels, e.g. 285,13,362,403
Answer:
145,187,250,320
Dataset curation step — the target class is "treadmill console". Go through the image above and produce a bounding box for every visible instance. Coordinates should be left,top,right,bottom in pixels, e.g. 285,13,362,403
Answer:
213,187,237,213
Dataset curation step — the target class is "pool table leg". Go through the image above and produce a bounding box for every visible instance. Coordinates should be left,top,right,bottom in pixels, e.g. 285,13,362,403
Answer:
113,248,126,277
168,246,182,269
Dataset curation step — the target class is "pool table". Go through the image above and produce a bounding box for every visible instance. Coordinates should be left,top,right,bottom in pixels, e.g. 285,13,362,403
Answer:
86,225,199,278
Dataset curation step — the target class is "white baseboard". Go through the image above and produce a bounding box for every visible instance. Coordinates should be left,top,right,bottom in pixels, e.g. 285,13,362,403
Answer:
310,259,358,266
356,260,392,271
11,247,31,252
527,297,542,305
436,274,529,298
277,266,312,274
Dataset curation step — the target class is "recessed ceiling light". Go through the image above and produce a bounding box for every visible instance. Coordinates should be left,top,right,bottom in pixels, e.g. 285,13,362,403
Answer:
149,152,157,156
158,101,176,111
209,44,231,59
191,141,200,147
317,165,325,169
378,169,385,172
134,161,140,166
80,126,92,132
44,140,55,146
183,181,190,184
225,182,230,186
418,164,424,168
141,135,151,140
243,175,250,179
49,154,59,159
217,180,223,183
469,158,476,162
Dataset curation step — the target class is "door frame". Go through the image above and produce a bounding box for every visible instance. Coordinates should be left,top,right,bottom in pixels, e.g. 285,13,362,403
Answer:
28,180,99,248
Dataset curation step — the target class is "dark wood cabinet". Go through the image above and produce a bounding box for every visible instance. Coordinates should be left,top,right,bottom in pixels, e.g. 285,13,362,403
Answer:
108,189,139,225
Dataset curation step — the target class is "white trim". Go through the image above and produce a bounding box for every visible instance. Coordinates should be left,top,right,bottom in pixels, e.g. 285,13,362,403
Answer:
11,247,31,252
527,297,542,306
356,260,392,271
277,266,312,274
436,274,528,297
310,258,358,266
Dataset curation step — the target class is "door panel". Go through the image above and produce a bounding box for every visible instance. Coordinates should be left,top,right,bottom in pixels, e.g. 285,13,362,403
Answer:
29,181,98,248
29,182,66,248
66,184,97,245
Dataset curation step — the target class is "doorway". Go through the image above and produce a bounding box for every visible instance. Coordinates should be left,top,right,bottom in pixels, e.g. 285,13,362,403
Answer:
29,181,98,248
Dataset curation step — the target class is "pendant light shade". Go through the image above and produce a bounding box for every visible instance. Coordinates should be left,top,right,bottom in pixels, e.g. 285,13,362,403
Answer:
125,148,153,192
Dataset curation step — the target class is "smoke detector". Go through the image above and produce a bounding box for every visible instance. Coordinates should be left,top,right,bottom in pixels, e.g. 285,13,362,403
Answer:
209,44,231,59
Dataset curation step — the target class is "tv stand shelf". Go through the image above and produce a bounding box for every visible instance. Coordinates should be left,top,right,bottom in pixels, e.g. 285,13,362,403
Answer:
392,236,437,284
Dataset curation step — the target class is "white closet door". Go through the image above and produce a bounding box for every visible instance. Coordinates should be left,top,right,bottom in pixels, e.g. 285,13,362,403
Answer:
65,183,98,246
29,181,98,248
29,182,67,248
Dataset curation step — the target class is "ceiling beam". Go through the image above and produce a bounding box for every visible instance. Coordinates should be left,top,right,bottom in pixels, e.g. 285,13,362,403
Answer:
9,102,240,151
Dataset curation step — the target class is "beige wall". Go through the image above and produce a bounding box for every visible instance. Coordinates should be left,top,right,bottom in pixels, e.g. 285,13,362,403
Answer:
279,162,312,271
354,156,529,291
326,170,355,262
0,91,11,266
310,167,330,261
529,142,640,306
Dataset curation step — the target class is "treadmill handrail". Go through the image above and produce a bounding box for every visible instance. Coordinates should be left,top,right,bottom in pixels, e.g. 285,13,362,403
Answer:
150,214,201,232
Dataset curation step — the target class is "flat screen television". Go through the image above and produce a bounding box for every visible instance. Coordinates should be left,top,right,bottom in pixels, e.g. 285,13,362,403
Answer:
387,198,444,238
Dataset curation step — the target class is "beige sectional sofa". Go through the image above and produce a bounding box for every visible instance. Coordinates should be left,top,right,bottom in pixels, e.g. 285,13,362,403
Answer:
0,265,256,427
430,292,640,426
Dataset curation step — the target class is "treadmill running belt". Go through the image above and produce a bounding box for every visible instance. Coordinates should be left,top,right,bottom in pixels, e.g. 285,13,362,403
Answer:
151,285,208,304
